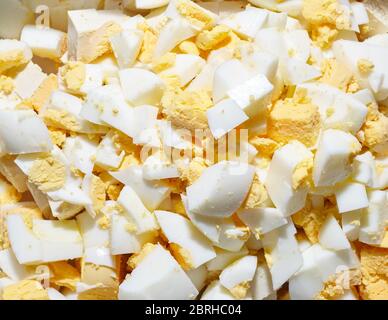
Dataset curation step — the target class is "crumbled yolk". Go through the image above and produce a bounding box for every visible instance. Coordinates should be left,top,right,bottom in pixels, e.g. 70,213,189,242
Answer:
97,214,111,230
359,245,388,300
169,242,194,271
178,41,200,55
196,25,231,51
61,61,86,92
127,243,156,270
138,23,158,64
229,281,250,299
178,156,207,185
151,52,176,73
292,157,313,190
267,89,321,147
2,280,49,300
28,155,66,192
320,58,354,91
49,261,81,291
243,174,268,209
90,175,106,214
249,137,280,157
48,127,67,147
0,49,30,74
43,108,80,132
357,59,375,75
175,0,215,30
162,87,213,131
0,75,14,94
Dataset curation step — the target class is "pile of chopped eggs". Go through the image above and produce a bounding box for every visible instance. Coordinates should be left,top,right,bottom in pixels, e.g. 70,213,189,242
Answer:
0,0,387,300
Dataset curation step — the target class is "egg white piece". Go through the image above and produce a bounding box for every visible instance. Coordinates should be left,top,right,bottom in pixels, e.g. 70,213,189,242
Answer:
187,161,255,217
265,141,313,216
110,165,171,210
95,131,125,170
0,248,29,281
251,262,275,300
117,185,159,234
335,182,369,213
313,129,361,187
318,215,351,251
21,25,67,61
201,280,236,300
206,246,249,271
207,98,249,139
238,207,288,237
341,210,361,241
186,265,208,292
119,68,165,106
359,190,388,245
155,210,216,268
119,244,198,300
262,221,302,290
219,255,257,291
0,109,52,155
110,29,144,69
13,62,47,100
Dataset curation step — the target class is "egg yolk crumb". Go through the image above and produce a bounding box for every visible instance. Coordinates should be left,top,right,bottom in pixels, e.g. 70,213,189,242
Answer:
2,280,49,300
61,61,85,92
127,243,156,270
0,75,14,94
357,59,375,74
196,25,231,51
243,174,268,209
28,155,66,192
169,242,194,271
49,261,81,291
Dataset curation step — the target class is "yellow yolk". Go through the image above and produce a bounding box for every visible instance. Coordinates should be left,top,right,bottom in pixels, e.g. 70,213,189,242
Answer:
178,41,200,55
249,137,280,157
292,158,313,189
61,61,86,92
169,242,194,271
28,155,66,192
178,157,207,186
90,175,106,214
230,281,250,299
0,49,30,74
2,280,49,300
267,89,321,147
127,243,156,270
49,261,81,291
359,245,388,300
175,0,215,30
357,59,375,74
320,58,354,91
243,174,268,209
151,52,176,73
195,25,230,51
0,75,14,94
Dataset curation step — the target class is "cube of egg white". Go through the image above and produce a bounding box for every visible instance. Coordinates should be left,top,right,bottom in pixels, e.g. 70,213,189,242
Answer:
84,246,115,268
262,221,302,290
186,265,208,292
289,244,325,300
12,62,47,99
251,262,274,300
160,54,206,87
117,185,159,234
142,154,180,180
110,29,144,69
352,152,388,189
119,68,165,105
118,244,198,300
76,211,110,249
240,47,279,82
32,219,83,263
313,129,361,187
201,280,236,300
265,141,313,216
342,210,361,241
220,7,268,39
206,246,249,271
238,207,288,238
207,98,249,139
350,2,369,26
359,190,388,245
332,40,388,101
6,214,42,265
227,74,274,117
68,9,130,63
47,288,67,300
154,18,197,59
318,214,351,251
0,39,32,74
21,25,67,61
135,0,169,9
254,27,287,60
186,161,255,217
280,58,321,85
95,131,125,170
62,135,98,174
182,195,245,251
0,0,33,39
219,255,257,292
0,156,28,193
110,210,155,255
155,210,216,268
0,249,29,281
130,105,160,146
212,59,252,103
335,182,369,213
284,30,312,63
0,109,52,155
110,165,171,211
